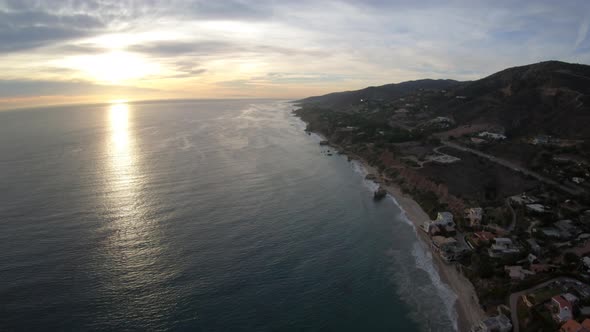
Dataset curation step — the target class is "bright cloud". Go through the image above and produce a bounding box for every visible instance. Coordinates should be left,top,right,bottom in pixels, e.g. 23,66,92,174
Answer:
0,0,589,109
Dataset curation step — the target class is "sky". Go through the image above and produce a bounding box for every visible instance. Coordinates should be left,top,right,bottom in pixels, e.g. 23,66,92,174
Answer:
1,0,590,110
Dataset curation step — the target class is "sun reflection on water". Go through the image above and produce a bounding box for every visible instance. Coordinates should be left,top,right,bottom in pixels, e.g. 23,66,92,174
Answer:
110,103,130,152
108,102,136,191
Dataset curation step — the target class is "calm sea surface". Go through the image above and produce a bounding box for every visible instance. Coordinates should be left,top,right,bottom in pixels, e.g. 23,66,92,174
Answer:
0,100,456,331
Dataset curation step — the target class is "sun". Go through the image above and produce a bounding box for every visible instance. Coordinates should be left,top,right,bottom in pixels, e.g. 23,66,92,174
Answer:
63,51,160,84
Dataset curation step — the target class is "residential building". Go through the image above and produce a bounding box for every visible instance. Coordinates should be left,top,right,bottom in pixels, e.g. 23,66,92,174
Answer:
552,295,574,323
530,264,554,273
431,236,466,262
528,253,539,264
560,319,590,332
573,177,586,184
560,320,584,332
422,212,455,235
527,238,542,255
504,265,534,280
469,314,512,332
431,236,457,251
436,212,454,227
470,231,495,248
532,135,551,145
478,131,507,140
489,238,520,257
555,220,582,239
564,293,579,305
526,203,547,213
465,207,483,227
538,227,563,239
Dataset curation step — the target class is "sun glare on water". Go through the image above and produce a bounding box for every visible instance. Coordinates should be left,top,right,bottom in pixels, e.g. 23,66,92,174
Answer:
109,102,130,149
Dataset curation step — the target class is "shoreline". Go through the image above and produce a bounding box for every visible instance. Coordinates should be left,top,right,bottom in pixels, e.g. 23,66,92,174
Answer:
297,120,485,331
357,159,485,332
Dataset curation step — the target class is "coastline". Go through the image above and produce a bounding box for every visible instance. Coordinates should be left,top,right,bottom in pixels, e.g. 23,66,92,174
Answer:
357,159,485,332
296,118,485,331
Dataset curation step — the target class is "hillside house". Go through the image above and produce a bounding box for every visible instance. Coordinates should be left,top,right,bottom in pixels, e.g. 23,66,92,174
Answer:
465,207,483,227
504,265,535,280
470,231,495,248
560,318,590,332
532,135,551,145
559,320,585,332
489,238,520,258
555,220,582,239
552,295,574,323
469,314,512,332
422,212,456,235
526,203,548,213
478,131,507,140
527,238,542,255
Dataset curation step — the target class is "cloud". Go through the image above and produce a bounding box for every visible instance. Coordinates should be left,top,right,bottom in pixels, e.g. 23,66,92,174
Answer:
0,7,105,52
128,41,238,56
575,15,590,49
179,0,274,21
1,0,590,105
0,79,157,98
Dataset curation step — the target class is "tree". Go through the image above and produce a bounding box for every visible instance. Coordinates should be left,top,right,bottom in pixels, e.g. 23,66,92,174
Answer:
472,253,494,279
564,252,579,265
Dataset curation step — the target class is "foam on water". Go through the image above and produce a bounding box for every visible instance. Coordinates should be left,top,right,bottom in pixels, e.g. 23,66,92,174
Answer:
411,241,459,331
348,158,459,331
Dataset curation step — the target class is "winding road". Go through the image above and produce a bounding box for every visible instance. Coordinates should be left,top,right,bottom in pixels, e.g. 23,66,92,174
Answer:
440,141,584,196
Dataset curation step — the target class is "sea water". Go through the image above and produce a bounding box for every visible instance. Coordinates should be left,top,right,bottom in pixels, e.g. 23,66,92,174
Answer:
0,100,456,331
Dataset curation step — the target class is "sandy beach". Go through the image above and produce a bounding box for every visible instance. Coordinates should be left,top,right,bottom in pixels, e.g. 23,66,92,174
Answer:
358,160,485,332
384,183,486,332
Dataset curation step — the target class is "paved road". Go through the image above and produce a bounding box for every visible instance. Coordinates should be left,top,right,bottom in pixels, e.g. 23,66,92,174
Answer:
508,277,580,332
440,141,584,196
506,198,516,232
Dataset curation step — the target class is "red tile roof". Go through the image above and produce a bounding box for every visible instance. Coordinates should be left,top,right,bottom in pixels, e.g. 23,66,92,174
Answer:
553,295,573,311
561,319,583,332
474,231,494,241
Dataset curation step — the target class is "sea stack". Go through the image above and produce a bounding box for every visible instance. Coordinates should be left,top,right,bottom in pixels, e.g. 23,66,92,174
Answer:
373,186,387,201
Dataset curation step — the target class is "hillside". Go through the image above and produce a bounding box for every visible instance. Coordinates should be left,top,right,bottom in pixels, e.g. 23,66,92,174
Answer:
298,61,590,139
298,79,462,109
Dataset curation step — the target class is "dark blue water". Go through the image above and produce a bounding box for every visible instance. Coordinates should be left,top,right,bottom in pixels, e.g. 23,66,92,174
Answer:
0,100,456,331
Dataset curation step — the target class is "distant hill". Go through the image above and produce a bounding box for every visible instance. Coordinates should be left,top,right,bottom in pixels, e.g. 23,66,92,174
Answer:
441,61,590,139
298,61,590,139
297,79,461,108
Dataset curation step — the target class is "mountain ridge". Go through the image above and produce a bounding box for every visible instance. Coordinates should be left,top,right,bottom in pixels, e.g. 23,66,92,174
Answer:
297,60,590,139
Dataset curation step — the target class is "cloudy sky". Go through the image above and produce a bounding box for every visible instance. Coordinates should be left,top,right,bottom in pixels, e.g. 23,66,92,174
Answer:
1,0,589,109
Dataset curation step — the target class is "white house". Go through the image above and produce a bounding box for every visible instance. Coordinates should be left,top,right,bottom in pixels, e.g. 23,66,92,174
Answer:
422,212,455,235
478,132,507,140
504,265,535,280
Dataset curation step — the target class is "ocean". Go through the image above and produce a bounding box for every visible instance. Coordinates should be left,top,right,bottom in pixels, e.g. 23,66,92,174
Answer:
0,100,457,331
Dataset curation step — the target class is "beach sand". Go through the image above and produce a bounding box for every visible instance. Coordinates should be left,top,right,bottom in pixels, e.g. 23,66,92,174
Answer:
359,161,485,332
384,183,485,332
